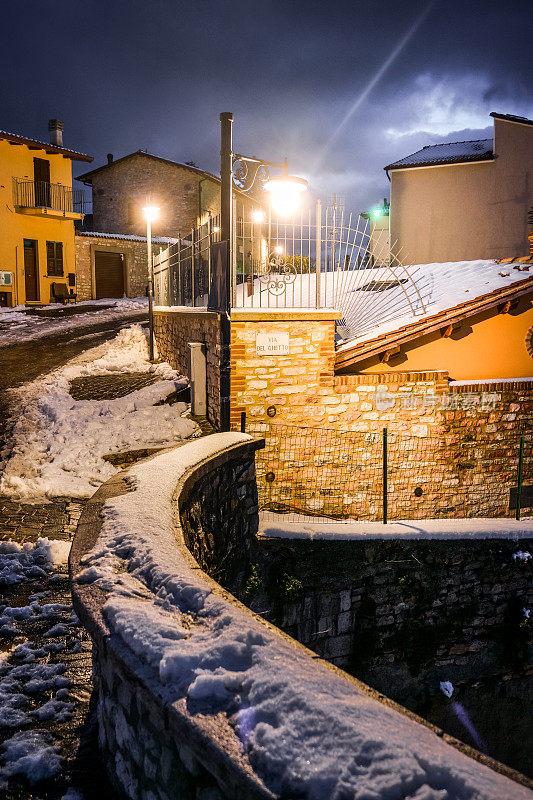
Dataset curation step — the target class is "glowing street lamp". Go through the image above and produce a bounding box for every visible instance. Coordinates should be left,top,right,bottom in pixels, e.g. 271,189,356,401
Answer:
142,203,159,361
263,166,308,216
251,209,265,223
218,112,308,430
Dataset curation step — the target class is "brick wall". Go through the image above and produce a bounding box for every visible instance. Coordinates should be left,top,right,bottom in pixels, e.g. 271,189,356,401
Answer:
75,232,153,301
229,310,532,520
153,308,222,429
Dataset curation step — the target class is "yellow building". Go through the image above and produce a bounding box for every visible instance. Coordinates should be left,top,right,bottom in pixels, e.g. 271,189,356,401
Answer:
0,120,92,306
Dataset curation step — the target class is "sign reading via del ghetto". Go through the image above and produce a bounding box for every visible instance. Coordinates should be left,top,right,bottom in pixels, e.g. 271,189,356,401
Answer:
255,333,289,356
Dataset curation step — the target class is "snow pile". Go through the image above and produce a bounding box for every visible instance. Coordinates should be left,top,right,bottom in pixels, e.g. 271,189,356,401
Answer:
76,434,529,800
0,325,197,499
0,730,62,785
0,297,148,346
0,539,70,588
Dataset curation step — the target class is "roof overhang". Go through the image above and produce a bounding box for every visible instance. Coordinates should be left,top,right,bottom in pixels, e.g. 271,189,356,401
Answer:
385,157,494,173
335,275,533,371
0,131,92,162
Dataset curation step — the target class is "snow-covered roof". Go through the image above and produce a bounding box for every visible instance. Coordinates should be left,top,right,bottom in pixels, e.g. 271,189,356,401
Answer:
76,230,177,245
0,130,92,162
385,139,493,171
335,258,533,367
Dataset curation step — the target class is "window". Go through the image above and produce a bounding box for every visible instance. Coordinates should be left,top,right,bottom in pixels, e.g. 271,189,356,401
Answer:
46,242,63,276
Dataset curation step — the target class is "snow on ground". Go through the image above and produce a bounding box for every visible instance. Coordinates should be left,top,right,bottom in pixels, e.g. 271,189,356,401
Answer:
258,513,533,540
0,538,70,588
0,325,197,500
0,538,85,792
76,434,531,800
0,297,148,346
0,730,62,786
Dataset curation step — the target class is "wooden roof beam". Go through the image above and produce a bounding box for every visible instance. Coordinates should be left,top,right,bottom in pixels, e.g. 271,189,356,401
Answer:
379,346,401,363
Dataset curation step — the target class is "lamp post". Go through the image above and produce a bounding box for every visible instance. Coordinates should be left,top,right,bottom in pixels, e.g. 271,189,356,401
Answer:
142,204,159,361
218,112,308,431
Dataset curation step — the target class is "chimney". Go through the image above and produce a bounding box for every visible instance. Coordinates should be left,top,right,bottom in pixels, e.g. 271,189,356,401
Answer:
107,153,114,165
48,119,64,147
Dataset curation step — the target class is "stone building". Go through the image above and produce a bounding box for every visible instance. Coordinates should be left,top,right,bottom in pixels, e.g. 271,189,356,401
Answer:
76,150,260,239
385,112,533,263
75,231,177,301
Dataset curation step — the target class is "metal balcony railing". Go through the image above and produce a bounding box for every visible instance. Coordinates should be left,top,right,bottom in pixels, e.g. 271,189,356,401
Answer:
12,178,87,214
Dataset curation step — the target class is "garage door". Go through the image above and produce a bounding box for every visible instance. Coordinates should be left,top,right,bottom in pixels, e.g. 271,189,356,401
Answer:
94,251,124,299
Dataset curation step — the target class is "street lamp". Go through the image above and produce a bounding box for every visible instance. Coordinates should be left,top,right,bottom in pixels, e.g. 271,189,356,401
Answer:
263,166,308,216
142,204,159,361
218,112,308,431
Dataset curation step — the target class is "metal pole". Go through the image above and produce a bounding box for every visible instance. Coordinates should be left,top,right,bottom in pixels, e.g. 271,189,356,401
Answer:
147,217,154,361
516,434,524,521
240,411,246,433
315,199,321,308
219,112,233,431
382,427,388,524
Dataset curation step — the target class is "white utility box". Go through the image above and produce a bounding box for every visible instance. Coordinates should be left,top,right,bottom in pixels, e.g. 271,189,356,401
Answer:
188,342,207,417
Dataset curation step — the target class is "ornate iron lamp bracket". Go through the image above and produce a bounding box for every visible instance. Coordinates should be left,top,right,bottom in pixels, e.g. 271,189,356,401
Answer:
231,153,287,195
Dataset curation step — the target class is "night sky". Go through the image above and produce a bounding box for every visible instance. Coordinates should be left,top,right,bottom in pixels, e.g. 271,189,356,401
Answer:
2,0,532,212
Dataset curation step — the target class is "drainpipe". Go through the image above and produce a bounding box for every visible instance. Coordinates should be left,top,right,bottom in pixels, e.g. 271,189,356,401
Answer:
219,112,233,432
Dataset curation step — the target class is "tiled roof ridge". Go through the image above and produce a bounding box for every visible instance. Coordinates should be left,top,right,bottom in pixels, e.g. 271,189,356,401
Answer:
419,137,492,150
0,129,92,161
75,230,177,243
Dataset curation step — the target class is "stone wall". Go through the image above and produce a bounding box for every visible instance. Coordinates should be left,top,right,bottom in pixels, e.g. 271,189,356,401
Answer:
90,156,214,239
244,533,533,777
153,308,222,429
230,309,341,430
230,310,532,520
71,435,531,799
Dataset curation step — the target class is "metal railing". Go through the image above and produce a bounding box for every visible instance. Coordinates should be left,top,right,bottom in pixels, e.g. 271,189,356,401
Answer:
153,198,430,338
153,214,222,307
245,421,532,523
12,178,87,214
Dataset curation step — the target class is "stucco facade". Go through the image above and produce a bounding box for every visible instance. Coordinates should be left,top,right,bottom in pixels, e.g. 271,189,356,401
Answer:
0,129,91,306
388,116,533,264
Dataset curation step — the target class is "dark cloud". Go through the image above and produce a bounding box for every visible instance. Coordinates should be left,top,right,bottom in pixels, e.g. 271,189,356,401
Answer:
1,0,531,212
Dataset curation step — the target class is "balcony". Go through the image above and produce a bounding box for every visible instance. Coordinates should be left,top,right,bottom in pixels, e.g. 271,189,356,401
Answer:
12,178,86,220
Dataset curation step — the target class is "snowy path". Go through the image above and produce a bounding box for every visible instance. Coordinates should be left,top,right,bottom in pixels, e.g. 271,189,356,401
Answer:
0,322,198,798
0,325,198,500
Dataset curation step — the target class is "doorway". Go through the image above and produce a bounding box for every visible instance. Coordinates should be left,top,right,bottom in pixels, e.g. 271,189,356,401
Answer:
34,157,51,207
24,239,39,302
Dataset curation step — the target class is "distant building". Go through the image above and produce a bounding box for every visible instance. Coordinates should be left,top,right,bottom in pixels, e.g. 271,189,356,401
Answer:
76,150,260,238
385,112,533,264
75,150,263,300
0,120,92,306
361,199,390,266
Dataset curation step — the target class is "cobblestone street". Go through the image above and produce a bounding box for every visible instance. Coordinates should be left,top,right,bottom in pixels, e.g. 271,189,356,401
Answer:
0,313,150,799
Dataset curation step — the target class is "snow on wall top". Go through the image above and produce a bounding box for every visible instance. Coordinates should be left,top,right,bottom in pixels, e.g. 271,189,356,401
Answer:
385,138,493,170
74,434,532,800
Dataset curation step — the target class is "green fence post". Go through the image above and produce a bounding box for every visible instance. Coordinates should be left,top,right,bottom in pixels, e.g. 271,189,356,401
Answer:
383,427,388,524
240,411,246,434
516,435,524,521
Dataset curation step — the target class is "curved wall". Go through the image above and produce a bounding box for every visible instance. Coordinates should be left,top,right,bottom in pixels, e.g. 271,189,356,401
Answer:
70,434,532,800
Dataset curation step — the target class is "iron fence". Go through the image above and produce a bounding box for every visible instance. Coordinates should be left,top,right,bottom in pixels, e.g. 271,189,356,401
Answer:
152,198,433,339
245,421,532,523
12,178,86,214
153,214,221,307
